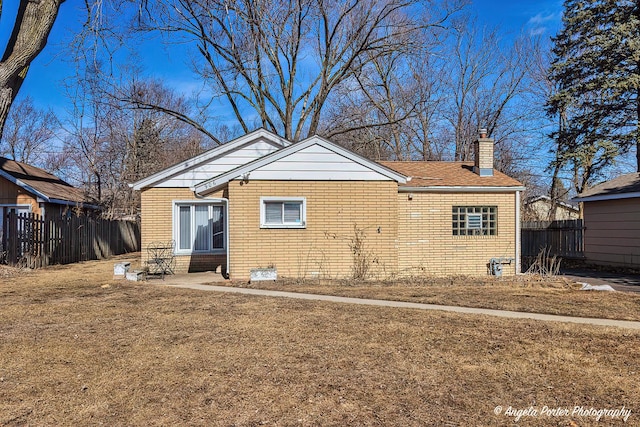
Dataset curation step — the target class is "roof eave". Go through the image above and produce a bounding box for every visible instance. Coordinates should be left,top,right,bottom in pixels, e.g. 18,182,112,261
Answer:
130,129,291,190
572,191,640,203
48,198,102,210
0,169,51,202
398,185,526,193
194,136,408,194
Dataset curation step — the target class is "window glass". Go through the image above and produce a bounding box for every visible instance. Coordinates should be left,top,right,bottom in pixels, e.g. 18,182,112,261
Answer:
212,206,224,249
283,202,301,223
194,205,210,251
261,198,306,228
452,206,497,236
179,206,191,250
176,203,225,252
265,202,283,224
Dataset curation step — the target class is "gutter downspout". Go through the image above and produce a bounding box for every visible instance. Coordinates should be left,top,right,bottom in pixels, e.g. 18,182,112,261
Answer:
194,192,230,279
515,190,521,274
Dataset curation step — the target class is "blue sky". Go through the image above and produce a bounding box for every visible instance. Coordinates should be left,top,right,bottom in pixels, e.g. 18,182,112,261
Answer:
1,0,564,114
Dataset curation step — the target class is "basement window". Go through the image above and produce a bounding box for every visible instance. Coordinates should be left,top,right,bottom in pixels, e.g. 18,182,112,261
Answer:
452,206,497,236
260,197,306,228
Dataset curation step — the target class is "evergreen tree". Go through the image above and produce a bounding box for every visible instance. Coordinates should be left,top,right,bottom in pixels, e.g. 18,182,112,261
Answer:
548,0,640,192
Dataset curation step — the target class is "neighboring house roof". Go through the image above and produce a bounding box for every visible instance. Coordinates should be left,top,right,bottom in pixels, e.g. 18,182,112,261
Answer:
194,135,408,194
0,157,88,206
379,161,525,191
573,173,640,202
130,128,291,190
524,195,579,211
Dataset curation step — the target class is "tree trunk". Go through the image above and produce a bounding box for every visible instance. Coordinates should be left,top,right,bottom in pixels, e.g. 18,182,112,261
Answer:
0,0,64,140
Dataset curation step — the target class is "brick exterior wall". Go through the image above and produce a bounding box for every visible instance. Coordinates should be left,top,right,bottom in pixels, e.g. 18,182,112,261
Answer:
140,182,519,279
140,187,227,273
227,180,398,280
397,191,518,276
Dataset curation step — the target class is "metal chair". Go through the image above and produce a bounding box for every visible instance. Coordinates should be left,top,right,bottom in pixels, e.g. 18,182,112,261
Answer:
145,240,176,279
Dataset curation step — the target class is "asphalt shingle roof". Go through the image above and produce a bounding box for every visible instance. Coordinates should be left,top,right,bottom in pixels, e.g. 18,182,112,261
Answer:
575,173,640,199
378,161,523,188
0,157,86,203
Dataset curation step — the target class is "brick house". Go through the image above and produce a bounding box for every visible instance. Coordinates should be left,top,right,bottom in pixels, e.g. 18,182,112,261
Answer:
131,129,524,280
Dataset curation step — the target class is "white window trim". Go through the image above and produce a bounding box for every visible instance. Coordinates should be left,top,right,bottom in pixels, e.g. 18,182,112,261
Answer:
172,200,226,255
0,204,32,211
260,196,307,229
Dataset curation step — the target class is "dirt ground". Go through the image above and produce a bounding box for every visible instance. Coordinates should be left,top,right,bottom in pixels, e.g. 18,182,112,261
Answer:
1,257,639,426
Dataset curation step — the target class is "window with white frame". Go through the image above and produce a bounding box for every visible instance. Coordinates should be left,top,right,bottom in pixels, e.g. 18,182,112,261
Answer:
452,206,497,236
174,202,225,253
260,197,306,228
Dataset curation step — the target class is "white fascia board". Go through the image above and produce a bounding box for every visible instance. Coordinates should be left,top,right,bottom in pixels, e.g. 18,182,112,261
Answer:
0,169,51,202
129,129,291,190
398,185,526,193
572,192,640,203
194,135,407,194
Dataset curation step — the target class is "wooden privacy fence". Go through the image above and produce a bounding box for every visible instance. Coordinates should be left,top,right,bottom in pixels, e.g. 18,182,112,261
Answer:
1,212,140,268
521,219,585,259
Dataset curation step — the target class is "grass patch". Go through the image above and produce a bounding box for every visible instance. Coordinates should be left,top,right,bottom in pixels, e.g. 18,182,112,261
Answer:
1,257,639,425
229,275,640,322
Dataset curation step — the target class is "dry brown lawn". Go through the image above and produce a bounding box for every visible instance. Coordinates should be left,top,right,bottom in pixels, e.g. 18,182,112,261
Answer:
1,257,639,426
229,275,640,322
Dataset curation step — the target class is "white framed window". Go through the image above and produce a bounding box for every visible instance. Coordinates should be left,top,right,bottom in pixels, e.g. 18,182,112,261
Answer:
260,197,306,228
173,201,225,253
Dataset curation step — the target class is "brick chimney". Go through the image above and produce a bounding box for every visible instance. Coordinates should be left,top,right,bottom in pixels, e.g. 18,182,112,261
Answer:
474,128,494,177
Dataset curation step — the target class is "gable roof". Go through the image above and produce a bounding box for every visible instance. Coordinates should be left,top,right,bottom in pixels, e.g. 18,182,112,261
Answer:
194,135,407,194
573,173,640,202
0,157,87,205
130,128,291,190
379,161,524,191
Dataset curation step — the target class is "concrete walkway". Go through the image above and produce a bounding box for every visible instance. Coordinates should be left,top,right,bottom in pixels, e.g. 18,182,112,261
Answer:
163,282,640,330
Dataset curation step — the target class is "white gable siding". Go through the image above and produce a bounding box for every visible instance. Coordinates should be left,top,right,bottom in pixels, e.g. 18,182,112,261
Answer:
156,141,280,188
246,145,393,181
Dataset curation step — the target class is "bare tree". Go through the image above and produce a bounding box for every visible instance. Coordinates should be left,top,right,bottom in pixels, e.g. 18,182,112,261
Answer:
1,96,57,165
0,0,64,140
62,64,217,216
321,43,447,161
132,0,459,141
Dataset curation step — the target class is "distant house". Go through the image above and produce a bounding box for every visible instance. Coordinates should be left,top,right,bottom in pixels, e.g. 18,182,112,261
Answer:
0,157,96,226
131,129,525,280
573,173,640,269
523,195,580,221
